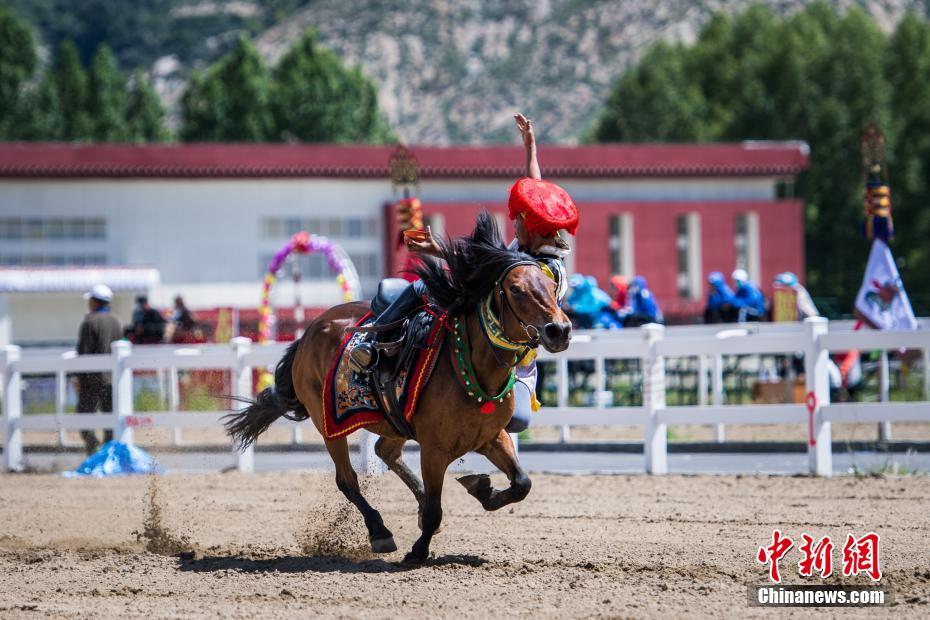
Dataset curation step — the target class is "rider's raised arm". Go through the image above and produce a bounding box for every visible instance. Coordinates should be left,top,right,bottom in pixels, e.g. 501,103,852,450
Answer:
514,113,541,180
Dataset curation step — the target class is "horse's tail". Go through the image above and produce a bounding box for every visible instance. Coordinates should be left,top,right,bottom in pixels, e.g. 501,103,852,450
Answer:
223,340,308,450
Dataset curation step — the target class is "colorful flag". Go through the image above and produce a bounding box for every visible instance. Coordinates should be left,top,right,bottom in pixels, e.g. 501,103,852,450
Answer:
854,240,916,330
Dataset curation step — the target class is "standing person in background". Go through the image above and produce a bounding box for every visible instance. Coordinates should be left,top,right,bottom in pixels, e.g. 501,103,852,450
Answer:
130,295,166,344
76,285,123,455
169,295,197,343
731,269,766,322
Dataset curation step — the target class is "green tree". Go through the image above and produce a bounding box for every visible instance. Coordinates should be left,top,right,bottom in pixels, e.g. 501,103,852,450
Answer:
125,69,169,142
87,44,128,141
52,39,93,139
590,42,707,142
180,36,272,141
0,5,38,138
269,29,392,143
590,2,921,312
885,13,930,298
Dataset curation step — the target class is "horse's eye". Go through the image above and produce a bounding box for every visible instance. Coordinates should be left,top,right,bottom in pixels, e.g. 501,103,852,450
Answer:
509,284,520,295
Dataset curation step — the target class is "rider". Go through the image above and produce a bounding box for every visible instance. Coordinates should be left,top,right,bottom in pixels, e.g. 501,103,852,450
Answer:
351,113,578,433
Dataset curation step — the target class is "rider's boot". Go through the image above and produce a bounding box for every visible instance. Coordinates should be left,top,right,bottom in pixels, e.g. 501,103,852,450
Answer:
350,283,423,372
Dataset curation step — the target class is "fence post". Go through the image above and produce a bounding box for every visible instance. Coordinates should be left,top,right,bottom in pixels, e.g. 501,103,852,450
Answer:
643,324,667,474
357,430,386,475
56,369,67,448
1,345,23,472
698,355,708,406
231,337,254,473
804,317,831,476
169,366,182,446
112,340,133,444
711,354,725,442
924,347,930,402
878,350,891,441
558,357,570,442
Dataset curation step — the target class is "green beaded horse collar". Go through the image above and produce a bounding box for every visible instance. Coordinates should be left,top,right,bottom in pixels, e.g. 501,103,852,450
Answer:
449,312,517,410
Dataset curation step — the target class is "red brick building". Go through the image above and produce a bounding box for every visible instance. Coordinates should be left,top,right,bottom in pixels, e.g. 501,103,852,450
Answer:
0,142,807,344
386,143,809,321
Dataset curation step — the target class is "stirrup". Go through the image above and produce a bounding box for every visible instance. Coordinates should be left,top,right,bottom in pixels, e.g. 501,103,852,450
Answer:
349,343,378,372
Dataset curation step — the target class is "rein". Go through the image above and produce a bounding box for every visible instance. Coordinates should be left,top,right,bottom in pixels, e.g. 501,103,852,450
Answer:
449,260,544,410
479,260,541,368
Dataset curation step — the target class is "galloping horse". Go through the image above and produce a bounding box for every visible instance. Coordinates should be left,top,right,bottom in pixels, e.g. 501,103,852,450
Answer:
225,213,571,563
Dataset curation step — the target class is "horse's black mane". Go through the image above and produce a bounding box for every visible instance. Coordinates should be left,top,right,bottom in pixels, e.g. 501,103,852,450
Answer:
414,211,533,315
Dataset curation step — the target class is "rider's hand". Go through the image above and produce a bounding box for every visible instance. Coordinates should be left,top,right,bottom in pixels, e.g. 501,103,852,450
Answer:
404,231,440,255
514,113,535,150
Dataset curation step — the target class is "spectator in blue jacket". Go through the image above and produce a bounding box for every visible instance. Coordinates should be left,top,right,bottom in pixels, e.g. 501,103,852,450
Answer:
731,269,766,322
624,276,663,326
565,275,614,329
705,271,737,323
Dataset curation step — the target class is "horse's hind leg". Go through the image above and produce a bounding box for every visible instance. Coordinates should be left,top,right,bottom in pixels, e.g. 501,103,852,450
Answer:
457,430,532,511
324,436,396,553
375,437,424,504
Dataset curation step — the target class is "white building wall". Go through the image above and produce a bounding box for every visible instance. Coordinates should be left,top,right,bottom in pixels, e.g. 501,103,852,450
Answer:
0,174,778,345
0,178,389,307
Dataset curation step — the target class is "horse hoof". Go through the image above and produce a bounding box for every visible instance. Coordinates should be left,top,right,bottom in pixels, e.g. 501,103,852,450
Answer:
370,536,397,554
457,473,491,497
402,551,426,565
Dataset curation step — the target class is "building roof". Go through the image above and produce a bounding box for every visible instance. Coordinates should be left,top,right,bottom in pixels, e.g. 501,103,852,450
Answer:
0,142,809,180
0,267,160,293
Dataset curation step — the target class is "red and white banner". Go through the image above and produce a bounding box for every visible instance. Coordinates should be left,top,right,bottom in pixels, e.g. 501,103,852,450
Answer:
854,240,916,331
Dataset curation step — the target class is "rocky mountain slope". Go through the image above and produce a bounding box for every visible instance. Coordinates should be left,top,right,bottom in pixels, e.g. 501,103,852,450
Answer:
9,0,928,143
254,0,927,144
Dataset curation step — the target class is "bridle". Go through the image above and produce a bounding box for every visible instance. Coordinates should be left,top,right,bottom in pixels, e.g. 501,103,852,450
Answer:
476,260,546,369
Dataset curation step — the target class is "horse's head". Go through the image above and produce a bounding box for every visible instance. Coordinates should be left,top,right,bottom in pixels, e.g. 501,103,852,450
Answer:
495,262,571,353
415,211,572,353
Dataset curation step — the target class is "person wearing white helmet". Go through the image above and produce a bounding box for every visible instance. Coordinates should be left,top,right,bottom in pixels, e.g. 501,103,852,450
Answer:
730,268,766,321
76,284,123,454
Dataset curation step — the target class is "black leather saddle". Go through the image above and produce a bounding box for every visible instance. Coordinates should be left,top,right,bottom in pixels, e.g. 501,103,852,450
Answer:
346,278,434,439
371,278,410,316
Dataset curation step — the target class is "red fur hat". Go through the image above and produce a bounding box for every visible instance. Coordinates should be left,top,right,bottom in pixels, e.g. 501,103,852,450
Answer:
508,178,579,237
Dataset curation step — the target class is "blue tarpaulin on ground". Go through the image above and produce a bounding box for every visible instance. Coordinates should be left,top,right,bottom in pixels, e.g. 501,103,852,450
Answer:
63,441,161,477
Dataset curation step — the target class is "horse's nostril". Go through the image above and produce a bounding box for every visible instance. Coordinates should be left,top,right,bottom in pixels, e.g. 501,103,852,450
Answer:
544,322,570,341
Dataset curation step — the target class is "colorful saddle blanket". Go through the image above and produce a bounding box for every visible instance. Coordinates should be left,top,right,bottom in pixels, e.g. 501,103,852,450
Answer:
321,311,447,439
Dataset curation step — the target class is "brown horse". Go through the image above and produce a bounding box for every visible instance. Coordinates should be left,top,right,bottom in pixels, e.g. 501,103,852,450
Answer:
225,213,571,563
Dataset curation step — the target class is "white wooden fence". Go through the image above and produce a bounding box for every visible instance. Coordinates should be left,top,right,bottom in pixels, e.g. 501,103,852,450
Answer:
2,318,928,476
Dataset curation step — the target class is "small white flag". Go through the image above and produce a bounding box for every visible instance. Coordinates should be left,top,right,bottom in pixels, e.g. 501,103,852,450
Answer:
854,239,917,330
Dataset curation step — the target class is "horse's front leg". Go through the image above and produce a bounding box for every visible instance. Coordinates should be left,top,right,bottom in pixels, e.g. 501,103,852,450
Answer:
457,429,531,511
403,447,449,564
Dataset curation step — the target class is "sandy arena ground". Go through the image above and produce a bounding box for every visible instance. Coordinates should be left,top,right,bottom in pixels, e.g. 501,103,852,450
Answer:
0,471,928,618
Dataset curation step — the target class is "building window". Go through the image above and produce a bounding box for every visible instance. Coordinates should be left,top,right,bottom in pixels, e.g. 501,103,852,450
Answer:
608,214,635,279
68,218,86,239
25,219,43,239
46,218,65,239
0,253,107,266
260,216,377,240
0,218,22,239
0,217,105,240
734,213,760,284
676,213,702,299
